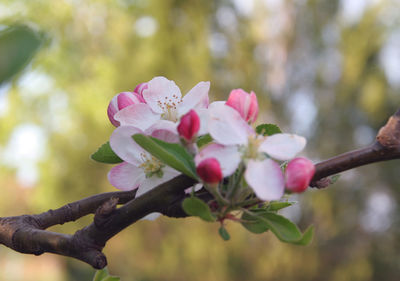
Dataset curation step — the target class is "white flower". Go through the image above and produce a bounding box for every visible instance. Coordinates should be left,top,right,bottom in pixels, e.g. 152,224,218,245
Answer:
205,102,306,201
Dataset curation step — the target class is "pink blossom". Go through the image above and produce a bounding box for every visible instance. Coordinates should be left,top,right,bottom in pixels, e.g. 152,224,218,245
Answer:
107,91,145,127
285,157,315,193
196,158,223,184
226,89,258,123
177,109,200,142
114,77,210,131
206,102,306,200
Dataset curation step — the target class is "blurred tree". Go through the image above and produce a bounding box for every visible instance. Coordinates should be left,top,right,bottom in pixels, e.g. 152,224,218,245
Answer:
0,0,399,280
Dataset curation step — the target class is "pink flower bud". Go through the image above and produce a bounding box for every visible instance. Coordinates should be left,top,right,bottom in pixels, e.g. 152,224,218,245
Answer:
107,91,145,127
177,109,200,142
285,157,315,193
134,82,148,98
196,158,223,184
226,89,258,123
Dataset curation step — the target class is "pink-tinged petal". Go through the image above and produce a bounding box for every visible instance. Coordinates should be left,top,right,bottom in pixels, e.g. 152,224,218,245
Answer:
135,166,180,198
196,108,209,136
177,109,200,142
134,83,148,101
259,133,306,161
195,143,241,177
226,89,259,123
117,92,143,109
108,92,145,127
142,76,182,114
107,97,120,127
178,81,210,116
196,158,223,184
208,103,254,146
114,103,160,131
146,120,180,143
108,162,145,191
245,159,285,201
285,157,315,193
110,126,145,165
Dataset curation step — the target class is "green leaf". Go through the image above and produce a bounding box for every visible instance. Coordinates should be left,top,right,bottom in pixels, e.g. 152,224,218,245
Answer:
256,124,282,136
266,201,295,212
244,211,313,244
182,197,215,222
93,268,120,281
133,134,198,179
330,174,341,185
91,142,123,164
197,134,213,148
241,209,270,234
219,226,230,241
292,225,314,246
0,25,43,85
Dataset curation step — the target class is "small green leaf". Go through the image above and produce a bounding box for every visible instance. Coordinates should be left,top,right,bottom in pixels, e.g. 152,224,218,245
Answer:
219,226,230,241
256,124,282,136
244,211,312,244
133,134,198,179
266,201,295,212
91,142,123,164
292,225,314,246
182,197,215,222
330,174,341,185
197,134,213,148
93,267,120,281
241,210,270,234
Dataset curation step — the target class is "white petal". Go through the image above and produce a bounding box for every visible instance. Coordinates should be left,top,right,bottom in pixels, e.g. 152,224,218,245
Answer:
195,108,209,136
141,213,161,221
195,143,241,177
208,103,254,146
135,166,180,198
107,162,145,191
142,76,182,114
110,126,146,165
146,120,179,143
245,159,285,201
178,81,210,116
184,183,203,194
114,103,160,131
259,133,306,161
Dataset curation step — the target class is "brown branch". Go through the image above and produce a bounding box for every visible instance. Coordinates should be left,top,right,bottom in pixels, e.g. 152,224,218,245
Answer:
311,108,400,187
1,109,400,269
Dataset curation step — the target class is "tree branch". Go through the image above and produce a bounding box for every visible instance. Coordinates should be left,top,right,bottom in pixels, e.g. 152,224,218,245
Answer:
1,109,400,269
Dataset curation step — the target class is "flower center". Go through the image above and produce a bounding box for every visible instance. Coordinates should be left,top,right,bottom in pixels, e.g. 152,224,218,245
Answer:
157,94,183,122
243,135,264,159
139,152,165,178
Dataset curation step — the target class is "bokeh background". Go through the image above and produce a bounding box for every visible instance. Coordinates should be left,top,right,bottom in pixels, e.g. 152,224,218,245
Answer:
1,0,400,280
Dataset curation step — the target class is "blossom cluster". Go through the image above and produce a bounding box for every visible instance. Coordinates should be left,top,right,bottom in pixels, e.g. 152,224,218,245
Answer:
105,76,315,220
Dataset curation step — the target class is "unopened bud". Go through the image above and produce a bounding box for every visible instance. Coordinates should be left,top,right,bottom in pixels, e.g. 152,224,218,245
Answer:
107,91,145,127
285,157,315,193
226,89,258,123
177,109,200,142
196,158,223,184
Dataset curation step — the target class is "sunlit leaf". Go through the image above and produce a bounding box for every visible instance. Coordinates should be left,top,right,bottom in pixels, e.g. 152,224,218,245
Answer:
256,124,282,136
133,134,198,179
91,142,123,164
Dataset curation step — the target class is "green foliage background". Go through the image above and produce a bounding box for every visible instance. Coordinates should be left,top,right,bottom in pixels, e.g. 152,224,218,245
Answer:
0,0,400,280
